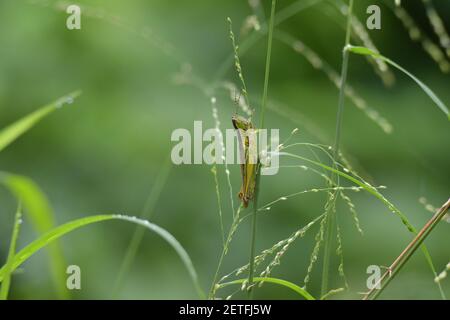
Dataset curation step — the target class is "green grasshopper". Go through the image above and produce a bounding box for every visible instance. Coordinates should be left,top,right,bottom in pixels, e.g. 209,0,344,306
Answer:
232,115,259,208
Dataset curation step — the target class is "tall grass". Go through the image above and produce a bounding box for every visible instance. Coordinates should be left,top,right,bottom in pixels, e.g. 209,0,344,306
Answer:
0,203,22,300
112,156,172,297
2,0,449,300
0,214,205,299
247,0,277,299
0,91,81,299
321,0,354,297
363,198,450,300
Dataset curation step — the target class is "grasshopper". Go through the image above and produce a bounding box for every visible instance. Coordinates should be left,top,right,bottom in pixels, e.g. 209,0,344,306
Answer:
232,115,259,208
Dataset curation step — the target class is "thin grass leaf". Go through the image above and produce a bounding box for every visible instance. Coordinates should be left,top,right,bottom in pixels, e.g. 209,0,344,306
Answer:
0,172,68,299
363,198,450,299
275,30,393,134
0,91,81,153
279,151,444,296
279,151,411,230
116,215,205,299
347,46,450,120
0,89,80,299
321,0,354,297
0,214,205,299
0,203,22,300
329,0,396,86
112,157,172,297
217,277,315,300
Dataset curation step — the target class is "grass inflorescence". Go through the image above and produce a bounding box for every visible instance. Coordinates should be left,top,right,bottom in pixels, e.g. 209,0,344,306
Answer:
1,0,449,301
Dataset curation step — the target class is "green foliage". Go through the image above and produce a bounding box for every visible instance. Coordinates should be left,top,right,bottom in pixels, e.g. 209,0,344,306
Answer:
1,0,449,300
0,204,22,300
0,214,204,299
0,91,81,152
0,91,81,299
347,46,449,119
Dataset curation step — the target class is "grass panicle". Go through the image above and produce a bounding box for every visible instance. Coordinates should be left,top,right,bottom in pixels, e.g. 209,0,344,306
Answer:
388,2,450,73
321,0,354,298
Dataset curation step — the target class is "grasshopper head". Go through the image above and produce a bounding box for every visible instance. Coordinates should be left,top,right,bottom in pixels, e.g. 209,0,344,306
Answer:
232,115,253,130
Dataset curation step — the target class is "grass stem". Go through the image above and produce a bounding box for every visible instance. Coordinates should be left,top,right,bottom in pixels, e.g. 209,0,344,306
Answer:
247,0,277,299
363,198,450,300
321,0,354,298
0,203,22,300
259,0,277,130
112,157,171,297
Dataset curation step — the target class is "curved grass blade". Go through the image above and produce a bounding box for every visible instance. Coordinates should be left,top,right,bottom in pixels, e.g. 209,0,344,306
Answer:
113,157,172,297
328,0,396,86
0,203,22,300
0,173,56,232
347,46,450,120
275,31,393,134
0,91,82,153
217,277,315,300
364,198,450,300
0,214,205,299
279,151,443,296
0,172,68,299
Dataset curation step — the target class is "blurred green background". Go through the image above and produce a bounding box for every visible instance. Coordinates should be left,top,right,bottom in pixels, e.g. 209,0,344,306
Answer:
0,0,449,299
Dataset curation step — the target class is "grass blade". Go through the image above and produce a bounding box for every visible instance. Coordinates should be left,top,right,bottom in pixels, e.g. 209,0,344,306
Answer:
217,277,315,300
321,0,354,297
112,157,172,297
347,45,450,120
0,203,22,300
0,91,82,297
280,151,444,296
0,214,205,299
275,31,393,134
363,198,450,300
248,0,277,299
0,91,82,153
0,172,68,299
